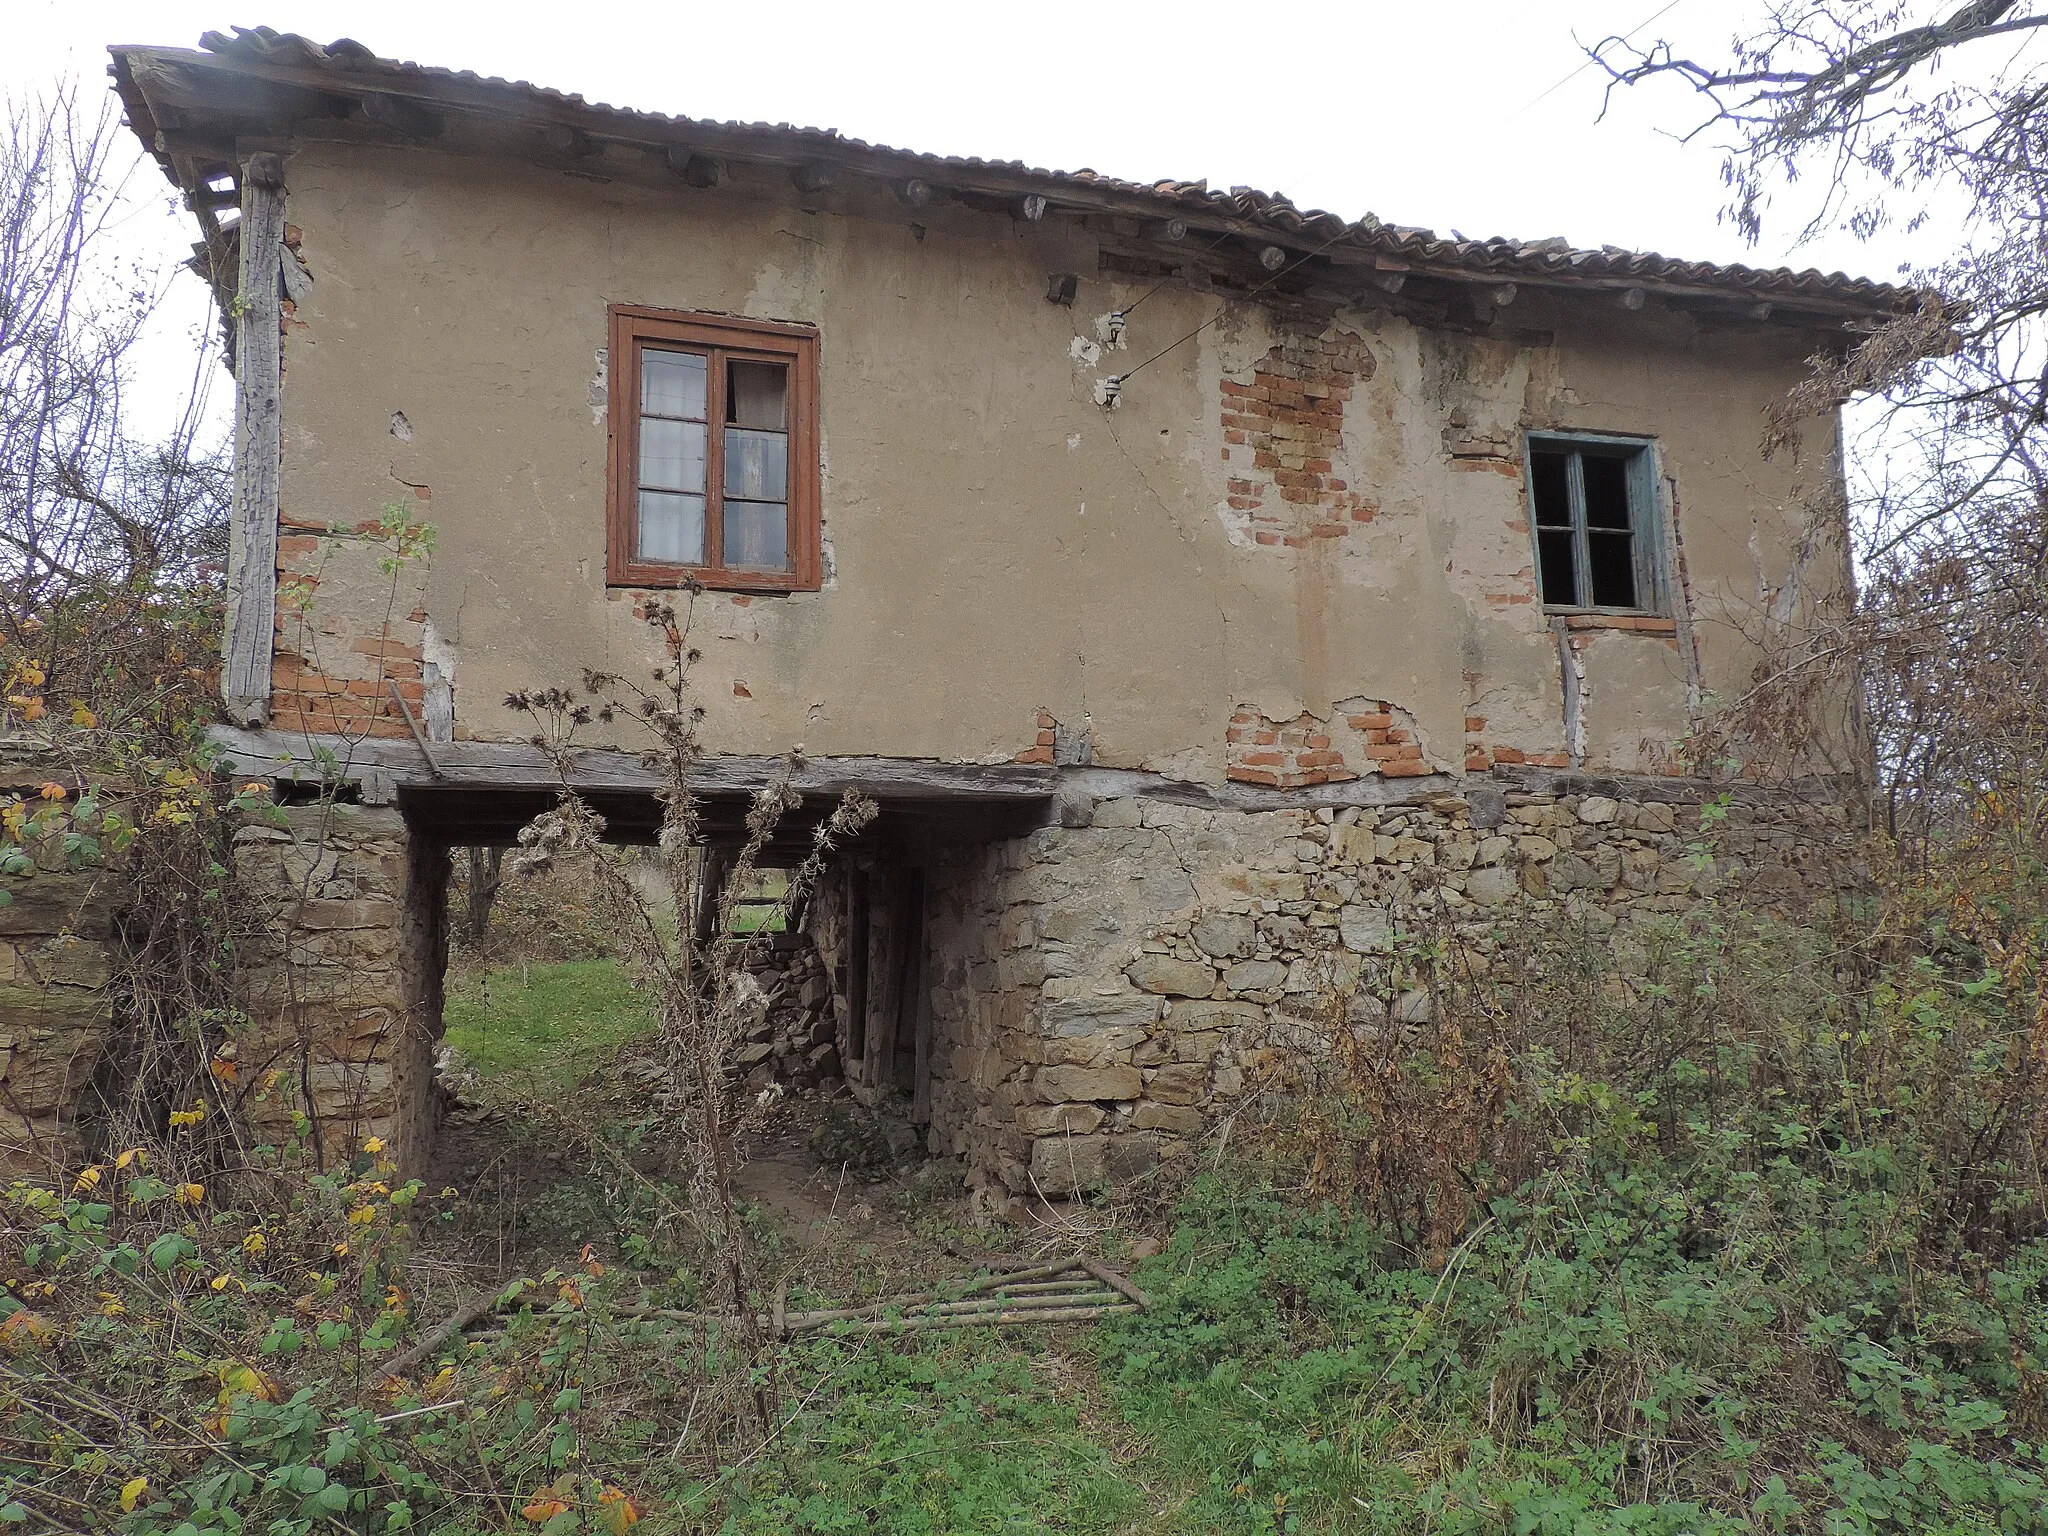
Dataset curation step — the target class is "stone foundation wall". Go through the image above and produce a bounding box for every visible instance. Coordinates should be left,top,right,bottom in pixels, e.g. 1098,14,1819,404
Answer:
233,803,446,1170
0,861,119,1177
920,780,1857,1200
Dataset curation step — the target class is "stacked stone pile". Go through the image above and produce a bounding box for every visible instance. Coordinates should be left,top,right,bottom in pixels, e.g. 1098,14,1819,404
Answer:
734,940,843,1098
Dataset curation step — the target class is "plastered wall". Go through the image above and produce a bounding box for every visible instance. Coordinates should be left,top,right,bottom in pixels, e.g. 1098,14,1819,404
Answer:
268,140,1845,780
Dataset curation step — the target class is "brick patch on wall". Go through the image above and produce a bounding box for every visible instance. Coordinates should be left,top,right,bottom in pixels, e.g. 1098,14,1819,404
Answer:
1221,330,1380,546
1226,696,1431,786
1014,709,1058,765
269,512,434,740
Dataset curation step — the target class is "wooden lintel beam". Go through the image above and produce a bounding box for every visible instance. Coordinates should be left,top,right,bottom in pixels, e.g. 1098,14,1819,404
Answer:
210,728,1062,802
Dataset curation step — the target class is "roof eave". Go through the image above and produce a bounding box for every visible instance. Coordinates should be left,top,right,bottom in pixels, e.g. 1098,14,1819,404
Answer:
106,37,1936,329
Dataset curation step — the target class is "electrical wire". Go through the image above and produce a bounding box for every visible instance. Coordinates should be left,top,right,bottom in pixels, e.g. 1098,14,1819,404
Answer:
1116,228,1238,320
1520,0,1687,114
1111,0,1690,392
1112,205,1377,386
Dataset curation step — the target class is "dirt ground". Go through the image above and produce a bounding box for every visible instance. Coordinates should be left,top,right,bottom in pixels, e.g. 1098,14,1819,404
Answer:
417,1067,1103,1316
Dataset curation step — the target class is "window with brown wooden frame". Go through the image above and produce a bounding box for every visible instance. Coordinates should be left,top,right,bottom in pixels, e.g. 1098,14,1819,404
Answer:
607,305,821,591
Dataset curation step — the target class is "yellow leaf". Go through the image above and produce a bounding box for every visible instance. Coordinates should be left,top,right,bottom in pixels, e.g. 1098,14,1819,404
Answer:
120,1476,148,1512
217,1362,279,1402
168,1107,205,1129
361,1135,387,1155
209,1057,238,1083
37,781,65,801
176,1182,206,1207
599,1487,643,1532
522,1497,570,1523
115,1146,144,1170
69,703,96,729
72,1165,103,1192
242,1230,266,1256
0,1310,54,1352
347,1203,378,1226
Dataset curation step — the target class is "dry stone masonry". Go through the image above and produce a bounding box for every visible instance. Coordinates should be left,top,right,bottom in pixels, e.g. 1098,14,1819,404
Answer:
232,804,446,1171
915,782,1852,1204
0,859,117,1177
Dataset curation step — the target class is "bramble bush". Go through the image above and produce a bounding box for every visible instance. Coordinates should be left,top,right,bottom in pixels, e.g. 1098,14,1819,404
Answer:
1104,798,2048,1534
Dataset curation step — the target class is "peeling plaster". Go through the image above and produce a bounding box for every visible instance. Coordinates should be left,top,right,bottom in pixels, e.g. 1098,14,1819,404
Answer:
273,142,1847,779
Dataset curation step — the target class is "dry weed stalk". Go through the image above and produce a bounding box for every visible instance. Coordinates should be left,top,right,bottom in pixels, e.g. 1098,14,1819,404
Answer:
508,591,873,1438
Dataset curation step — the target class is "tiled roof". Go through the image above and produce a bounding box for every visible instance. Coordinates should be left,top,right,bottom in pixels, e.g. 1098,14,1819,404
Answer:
111,26,1924,317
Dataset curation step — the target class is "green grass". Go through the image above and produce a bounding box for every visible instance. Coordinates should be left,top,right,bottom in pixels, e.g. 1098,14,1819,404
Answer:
442,957,656,1089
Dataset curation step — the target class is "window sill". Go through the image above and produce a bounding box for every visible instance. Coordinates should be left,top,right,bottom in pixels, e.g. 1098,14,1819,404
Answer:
608,564,818,595
1552,611,1678,635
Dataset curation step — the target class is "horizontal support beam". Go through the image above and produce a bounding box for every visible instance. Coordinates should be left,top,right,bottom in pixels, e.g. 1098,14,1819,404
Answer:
212,728,1833,819
210,727,1060,803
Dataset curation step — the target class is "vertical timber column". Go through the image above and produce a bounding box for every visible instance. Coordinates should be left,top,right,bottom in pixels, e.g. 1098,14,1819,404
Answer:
223,151,286,727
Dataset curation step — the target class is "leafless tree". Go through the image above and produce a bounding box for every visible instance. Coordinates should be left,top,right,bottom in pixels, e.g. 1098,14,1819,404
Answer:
1594,4,2048,844
0,81,227,720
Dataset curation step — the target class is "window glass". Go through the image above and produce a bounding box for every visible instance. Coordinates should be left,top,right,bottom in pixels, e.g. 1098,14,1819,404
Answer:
639,417,706,493
724,500,789,570
724,430,788,502
637,489,704,565
641,348,706,419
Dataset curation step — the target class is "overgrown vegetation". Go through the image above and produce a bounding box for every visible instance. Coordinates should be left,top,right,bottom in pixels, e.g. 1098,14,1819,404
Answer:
7,15,2048,1534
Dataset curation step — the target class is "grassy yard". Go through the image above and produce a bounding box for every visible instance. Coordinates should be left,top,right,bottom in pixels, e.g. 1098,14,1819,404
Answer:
442,957,656,1090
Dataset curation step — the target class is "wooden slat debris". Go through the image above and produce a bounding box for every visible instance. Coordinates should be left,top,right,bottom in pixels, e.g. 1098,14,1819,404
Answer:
386,1255,1150,1379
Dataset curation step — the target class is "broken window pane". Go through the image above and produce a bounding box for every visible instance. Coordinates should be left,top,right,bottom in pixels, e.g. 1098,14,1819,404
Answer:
1588,530,1637,607
728,360,787,430
639,417,706,493
637,489,704,565
1538,529,1579,606
641,348,707,419
724,427,789,502
724,500,788,570
1581,454,1632,529
1530,449,1572,527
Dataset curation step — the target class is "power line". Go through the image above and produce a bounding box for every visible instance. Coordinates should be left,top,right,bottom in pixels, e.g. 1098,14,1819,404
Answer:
1520,0,1687,115
1113,207,1374,387
1109,1,1691,395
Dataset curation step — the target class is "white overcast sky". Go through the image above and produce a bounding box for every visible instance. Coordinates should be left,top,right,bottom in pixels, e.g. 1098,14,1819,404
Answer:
2,0,1967,444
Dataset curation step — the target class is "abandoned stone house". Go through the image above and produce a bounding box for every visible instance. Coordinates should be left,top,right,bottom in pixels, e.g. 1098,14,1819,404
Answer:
0,27,1910,1192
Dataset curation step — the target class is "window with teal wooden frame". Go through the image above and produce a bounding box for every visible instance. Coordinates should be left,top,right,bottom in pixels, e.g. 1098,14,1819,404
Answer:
1524,432,1666,614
